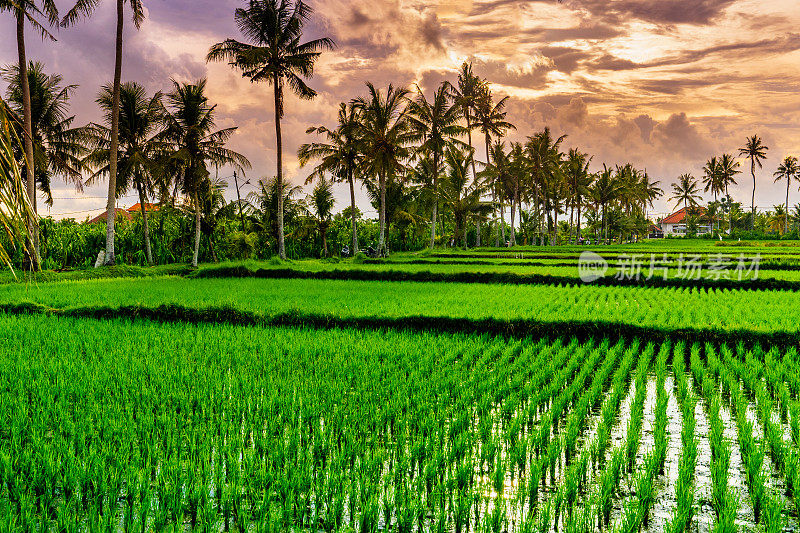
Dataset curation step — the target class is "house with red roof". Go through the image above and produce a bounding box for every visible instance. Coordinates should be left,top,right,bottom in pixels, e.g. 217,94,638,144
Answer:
660,206,712,235
127,203,159,213
88,208,132,225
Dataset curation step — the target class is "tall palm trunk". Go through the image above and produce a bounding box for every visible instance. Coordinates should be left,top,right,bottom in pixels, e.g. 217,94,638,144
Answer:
378,170,386,255
786,178,791,235
137,182,153,265
467,126,480,247
499,200,506,245
321,227,328,257
103,0,124,265
750,158,756,231
347,169,358,252
429,152,438,249
485,133,499,247
192,191,201,267
510,191,516,246
273,76,286,259
576,198,582,242
16,13,40,270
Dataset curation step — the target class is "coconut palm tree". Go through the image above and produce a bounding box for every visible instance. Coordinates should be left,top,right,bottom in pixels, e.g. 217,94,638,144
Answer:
0,96,36,273
768,205,787,235
563,148,592,242
207,0,334,260
670,173,702,211
247,175,303,253
62,0,144,265
305,176,335,257
1,0,58,269
84,82,167,265
701,157,723,231
446,62,486,244
441,146,491,248
474,85,515,245
2,62,87,208
774,156,799,234
525,127,566,245
299,102,362,254
589,166,621,243
163,79,250,267
718,153,741,233
353,83,414,256
739,134,769,230
406,82,465,248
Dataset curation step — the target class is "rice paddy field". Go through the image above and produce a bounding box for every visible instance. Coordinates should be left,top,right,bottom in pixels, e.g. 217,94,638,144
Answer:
4,239,800,532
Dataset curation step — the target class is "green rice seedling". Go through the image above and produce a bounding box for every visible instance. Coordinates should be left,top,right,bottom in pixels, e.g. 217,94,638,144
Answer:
763,490,784,533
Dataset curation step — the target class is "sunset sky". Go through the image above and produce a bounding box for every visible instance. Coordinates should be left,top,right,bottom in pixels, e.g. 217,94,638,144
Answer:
1,0,799,220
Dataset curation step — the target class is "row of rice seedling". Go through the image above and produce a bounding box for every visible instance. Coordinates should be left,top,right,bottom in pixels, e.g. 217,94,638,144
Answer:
2,312,668,532
664,342,699,533
720,344,800,531
7,277,800,341
531,341,654,532
703,343,780,529
613,342,671,533
690,343,739,532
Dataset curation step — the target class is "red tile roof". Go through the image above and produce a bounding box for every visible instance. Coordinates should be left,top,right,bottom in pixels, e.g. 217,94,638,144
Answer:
88,208,132,224
661,206,706,224
127,202,159,213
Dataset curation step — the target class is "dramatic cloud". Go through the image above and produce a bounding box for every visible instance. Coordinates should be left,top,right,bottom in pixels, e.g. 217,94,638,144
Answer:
0,0,798,220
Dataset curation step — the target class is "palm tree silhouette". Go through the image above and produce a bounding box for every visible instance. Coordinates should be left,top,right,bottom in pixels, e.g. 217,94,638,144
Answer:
306,176,335,257
84,82,167,265
2,62,87,208
1,0,59,268
739,135,768,230
718,153,740,233
353,83,414,256
207,0,334,260
670,173,702,211
163,80,250,267
63,0,145,265
406,82,465,248
774,156,799,234
446,62,485,244
299,102,363,254
474,85,515,245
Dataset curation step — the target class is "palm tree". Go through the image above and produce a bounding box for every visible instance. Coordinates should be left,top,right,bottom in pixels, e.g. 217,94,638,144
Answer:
247,175,303,253
63,0,144,265
299,102,362,254
718,153,740,233
0,96,36,272
406,82,465,248
84,82,167,265
353,83,414,256
364,175,422,251
525,127,565,245
768,205,787,235
306,176,335,257
701,157,723,232
2,62,87,208
563,148,592,242
441,146,491,248
774,156,799,234
446,62,485,244
1,0,58,269
207,0,334,260
670,173,702,211
474,85,515,245
163,79,250,267
589,166,620,243
739,135,769,230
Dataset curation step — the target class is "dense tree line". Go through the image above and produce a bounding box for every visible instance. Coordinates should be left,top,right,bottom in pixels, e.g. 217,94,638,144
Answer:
1,0,799,270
